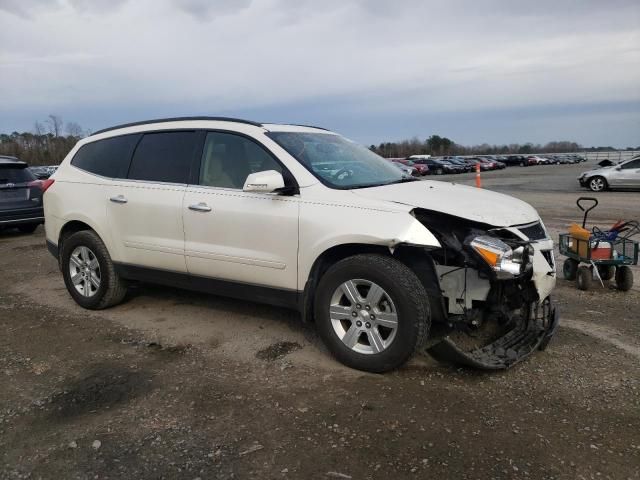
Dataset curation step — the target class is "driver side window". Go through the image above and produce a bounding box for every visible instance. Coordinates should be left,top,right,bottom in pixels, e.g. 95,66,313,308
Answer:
199,132,283,189
621,159,640,170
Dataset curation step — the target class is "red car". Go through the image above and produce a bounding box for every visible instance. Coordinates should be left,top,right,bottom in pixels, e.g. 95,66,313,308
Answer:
393,158,429,175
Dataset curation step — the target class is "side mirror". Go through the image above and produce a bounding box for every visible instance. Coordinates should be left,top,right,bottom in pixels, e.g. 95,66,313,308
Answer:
243,170,285,194
615,166,622,171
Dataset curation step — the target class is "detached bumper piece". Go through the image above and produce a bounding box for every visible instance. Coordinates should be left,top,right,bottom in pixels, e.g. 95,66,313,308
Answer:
427,297,559,370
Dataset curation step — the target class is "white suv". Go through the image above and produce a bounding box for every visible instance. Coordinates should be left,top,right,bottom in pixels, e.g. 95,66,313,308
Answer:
44,117,558,372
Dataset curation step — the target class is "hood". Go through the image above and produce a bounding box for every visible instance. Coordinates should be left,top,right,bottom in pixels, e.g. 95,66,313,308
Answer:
352,180,540,227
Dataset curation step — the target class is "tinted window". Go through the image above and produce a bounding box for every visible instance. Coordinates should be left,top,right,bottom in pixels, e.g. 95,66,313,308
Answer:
199,132,282,189
621,159,640,169
0,166,35,184
71,134,139,178
128,131,197,184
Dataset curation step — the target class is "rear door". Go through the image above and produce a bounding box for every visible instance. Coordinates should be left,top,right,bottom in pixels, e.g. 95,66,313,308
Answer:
0,164,42,221
105,131,200,273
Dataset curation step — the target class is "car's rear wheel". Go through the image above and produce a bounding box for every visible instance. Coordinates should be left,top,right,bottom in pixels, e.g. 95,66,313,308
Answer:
314,254,430,373
61,230,128,310
588,176,607,192
435,168,443,175
520,161,526,167
17,224,38,234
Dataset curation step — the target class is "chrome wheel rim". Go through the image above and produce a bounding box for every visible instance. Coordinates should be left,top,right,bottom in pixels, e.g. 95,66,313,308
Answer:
69,246,101,297
590,178,604,191
329,279,398,355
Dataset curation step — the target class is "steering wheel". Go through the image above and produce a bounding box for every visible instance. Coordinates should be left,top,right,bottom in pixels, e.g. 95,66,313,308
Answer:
332,167,355,182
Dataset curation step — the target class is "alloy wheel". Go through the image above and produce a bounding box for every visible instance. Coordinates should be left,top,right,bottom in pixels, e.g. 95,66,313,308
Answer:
69,246,101,297
589,177,605,192
329,279,398,354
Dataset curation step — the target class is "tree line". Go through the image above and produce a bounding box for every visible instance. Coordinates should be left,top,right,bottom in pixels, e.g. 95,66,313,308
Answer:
369,135,587,158
1,117,636,166
0,115,86,166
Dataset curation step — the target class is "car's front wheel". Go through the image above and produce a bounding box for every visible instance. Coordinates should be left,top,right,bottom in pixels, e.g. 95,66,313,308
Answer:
61,230,128,310
314,254,430,373
588,176,607,192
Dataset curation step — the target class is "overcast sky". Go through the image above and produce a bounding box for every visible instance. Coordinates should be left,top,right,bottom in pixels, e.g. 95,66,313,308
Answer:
1,0,639,147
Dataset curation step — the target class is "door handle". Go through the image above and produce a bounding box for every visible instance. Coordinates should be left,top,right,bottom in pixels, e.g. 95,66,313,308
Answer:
188,202,212,212
109,195,127,204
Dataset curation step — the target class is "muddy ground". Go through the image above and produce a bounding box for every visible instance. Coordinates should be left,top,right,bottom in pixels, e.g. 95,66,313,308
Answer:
1,163,639,479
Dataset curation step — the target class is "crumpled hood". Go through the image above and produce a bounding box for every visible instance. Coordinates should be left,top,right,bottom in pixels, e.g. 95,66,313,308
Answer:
353,180,540,227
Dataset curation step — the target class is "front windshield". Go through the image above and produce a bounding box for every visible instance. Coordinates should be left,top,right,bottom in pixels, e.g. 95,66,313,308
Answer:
267,132,406,189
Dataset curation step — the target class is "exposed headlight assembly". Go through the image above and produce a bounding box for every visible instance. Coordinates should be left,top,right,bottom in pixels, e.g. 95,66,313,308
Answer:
470,235,533,279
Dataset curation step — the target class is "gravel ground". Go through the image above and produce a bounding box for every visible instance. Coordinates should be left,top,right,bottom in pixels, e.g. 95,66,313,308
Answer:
1,162,639,479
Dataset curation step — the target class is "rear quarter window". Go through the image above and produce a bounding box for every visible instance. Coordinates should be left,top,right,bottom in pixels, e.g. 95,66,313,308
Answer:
71,134,140,178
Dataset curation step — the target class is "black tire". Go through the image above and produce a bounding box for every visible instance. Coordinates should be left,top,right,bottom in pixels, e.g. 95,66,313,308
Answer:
563,258,579,281
520,161,526,167
588,176,607,192
61,230,128,310
314,254,430,373
597,265,615,281
615,266,633,292
17,224,39,234
436,168,443,175
576,266,592,291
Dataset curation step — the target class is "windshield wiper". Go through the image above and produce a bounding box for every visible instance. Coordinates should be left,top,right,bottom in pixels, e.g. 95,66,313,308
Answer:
387,177,420,184
349,177,419,189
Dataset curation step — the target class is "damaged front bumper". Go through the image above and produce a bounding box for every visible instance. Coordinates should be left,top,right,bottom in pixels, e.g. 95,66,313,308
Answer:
427,296,559,369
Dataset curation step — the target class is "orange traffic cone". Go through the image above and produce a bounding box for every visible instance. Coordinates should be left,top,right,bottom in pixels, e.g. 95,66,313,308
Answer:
475,163,482,188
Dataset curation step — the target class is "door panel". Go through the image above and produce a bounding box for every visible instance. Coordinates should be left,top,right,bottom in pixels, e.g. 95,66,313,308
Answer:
107,181,187,272
183,187,299,290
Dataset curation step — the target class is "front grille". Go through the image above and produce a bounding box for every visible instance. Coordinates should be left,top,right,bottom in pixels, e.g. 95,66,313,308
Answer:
518,221,547,240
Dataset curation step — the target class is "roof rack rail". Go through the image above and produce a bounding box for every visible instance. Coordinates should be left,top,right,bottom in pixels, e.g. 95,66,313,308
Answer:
266,123,330,131
91,116,263,136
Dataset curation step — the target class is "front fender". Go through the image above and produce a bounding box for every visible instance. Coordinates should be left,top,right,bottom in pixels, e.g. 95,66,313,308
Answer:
298,202,440,289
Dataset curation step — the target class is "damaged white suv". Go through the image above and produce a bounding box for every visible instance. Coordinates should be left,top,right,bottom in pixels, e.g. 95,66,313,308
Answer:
44,117,558,372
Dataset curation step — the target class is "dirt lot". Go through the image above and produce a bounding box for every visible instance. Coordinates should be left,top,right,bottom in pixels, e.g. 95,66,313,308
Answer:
1,163,639,479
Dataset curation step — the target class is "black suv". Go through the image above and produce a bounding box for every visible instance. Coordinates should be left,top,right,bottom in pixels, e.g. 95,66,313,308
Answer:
0,156,47,233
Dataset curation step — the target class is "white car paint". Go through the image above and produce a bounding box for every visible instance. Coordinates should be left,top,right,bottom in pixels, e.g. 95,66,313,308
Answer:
44,118,554,307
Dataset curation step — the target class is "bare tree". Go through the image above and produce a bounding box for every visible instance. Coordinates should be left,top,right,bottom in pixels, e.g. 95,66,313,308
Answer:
46,114,63,137
34,121,45,136
65,121,84,138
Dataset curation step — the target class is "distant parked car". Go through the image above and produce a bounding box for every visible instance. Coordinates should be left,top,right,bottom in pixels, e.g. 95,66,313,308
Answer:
414,158,460,175
0,156,51,233
388,159,419,177
443,156,473,172
393,158,429,175
30,165,58,179
501,155,528,167
578,156,640,191
469,157,501,170
463,158,491,171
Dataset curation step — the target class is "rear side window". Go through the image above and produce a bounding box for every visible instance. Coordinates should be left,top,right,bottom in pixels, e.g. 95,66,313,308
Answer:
0,167,35,184
128,131,197,184
71,134,140,178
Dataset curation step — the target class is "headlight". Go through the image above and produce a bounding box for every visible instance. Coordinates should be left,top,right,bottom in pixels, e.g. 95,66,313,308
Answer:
470,235,533,278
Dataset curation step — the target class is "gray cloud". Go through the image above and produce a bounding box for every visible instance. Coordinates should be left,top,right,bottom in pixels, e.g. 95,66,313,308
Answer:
0,0,638,145
173,0,252,20
0,0,59,18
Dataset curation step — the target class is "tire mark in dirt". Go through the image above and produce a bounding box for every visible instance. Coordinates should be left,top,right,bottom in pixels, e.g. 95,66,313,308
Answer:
561,318,640,359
